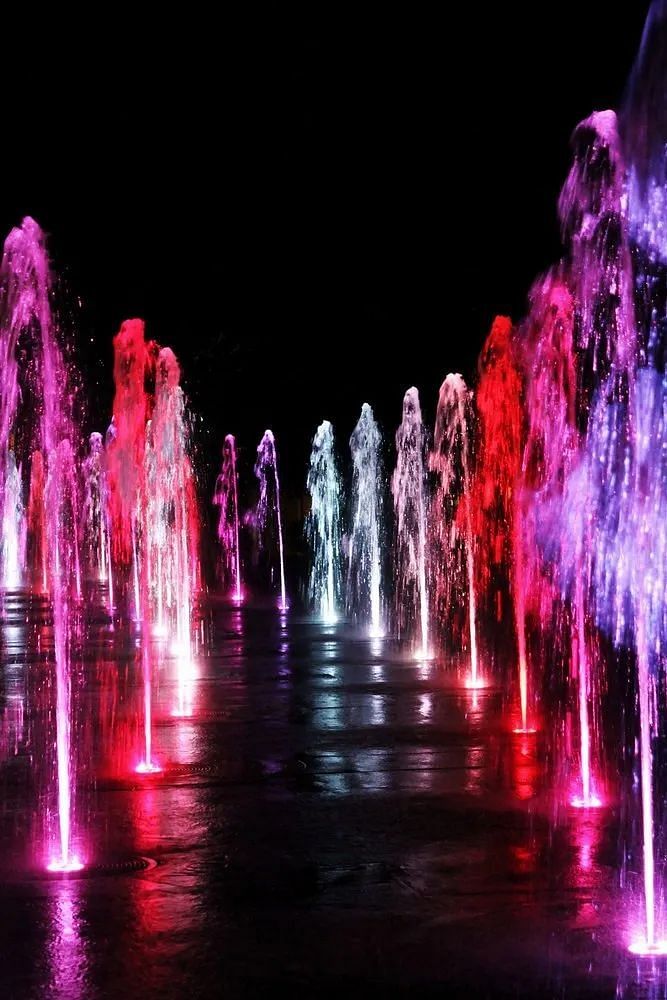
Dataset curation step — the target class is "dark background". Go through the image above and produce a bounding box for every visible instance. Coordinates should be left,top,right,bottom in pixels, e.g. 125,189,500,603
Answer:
0,4,652,492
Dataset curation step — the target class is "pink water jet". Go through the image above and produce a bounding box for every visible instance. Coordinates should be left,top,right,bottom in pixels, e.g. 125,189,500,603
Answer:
0,218,83,870
28,450,48,590
144,346,199,717
430,374,477,685
108,320,156,762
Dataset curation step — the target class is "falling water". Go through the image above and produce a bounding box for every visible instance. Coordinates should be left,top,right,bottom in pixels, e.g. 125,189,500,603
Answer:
522,271,599,800
430,375,478,685
1,451,25,588
0,217,82,870
27,451,47,590
552,8,667,940
107,318,153,572
469,319,524,719
586,371,667,953
107,319,157,769
250,430,287,609
519,277,579,739
144,346,199,717
213,434,242,601
46,439,82,870
392,388,429,658
347,404,384,636
306,420,342,622
81,432,112,591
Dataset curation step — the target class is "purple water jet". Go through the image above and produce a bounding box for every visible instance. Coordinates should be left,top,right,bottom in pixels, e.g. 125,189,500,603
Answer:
213,434,242,602
0,217,83,871
249,430,287,610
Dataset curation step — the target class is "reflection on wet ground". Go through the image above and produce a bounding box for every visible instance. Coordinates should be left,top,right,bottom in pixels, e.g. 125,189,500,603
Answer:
0,594,662,997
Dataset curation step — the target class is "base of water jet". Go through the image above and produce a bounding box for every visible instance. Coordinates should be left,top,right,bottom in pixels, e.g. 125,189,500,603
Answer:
629,940,667,957
513,727,537,735
571,793,603,809
465,675,487,690
47,856,84,873
40,857,156,880
413,649,435,663
135,760,163,775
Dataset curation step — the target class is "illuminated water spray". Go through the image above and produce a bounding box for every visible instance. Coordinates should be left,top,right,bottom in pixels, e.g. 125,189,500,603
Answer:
144,347,199,718
306,420,342,623
430,375,478,686
250,430,287,609
28,451,47,591
470,319,524,721
347,404,383,636
556,20,667,943
81,432,113,599
46,438,82,871
619,5,667,950
107,319,157,770
392,388,430,658
1,451,25,588
588,372,667,954
0,218,83,871
213,434,242,601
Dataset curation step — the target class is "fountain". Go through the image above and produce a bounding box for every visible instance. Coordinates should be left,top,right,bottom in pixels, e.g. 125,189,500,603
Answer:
430,375,478,685
1,451,25,589
0,9,666,979
27,450,47,591
0,217,83,871
306,420,342,623
81,432,113,599
144,346,199,717
213,434,242,602
248,430,287,609
392,388,430,658
107,319,158,770
347,404,384,637
469,318,525,722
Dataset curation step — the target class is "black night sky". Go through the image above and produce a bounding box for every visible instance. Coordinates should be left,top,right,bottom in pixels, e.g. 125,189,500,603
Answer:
0,4,652,493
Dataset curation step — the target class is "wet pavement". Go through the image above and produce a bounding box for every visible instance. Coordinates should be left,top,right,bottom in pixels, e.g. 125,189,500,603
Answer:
0,594,663,998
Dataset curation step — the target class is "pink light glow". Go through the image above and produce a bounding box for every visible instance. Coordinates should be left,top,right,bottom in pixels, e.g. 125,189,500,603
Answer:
47,855,84,874
135,760,162,775
213,434,243,602
570,793,603,809
628,939,667,957
413,648,434,663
